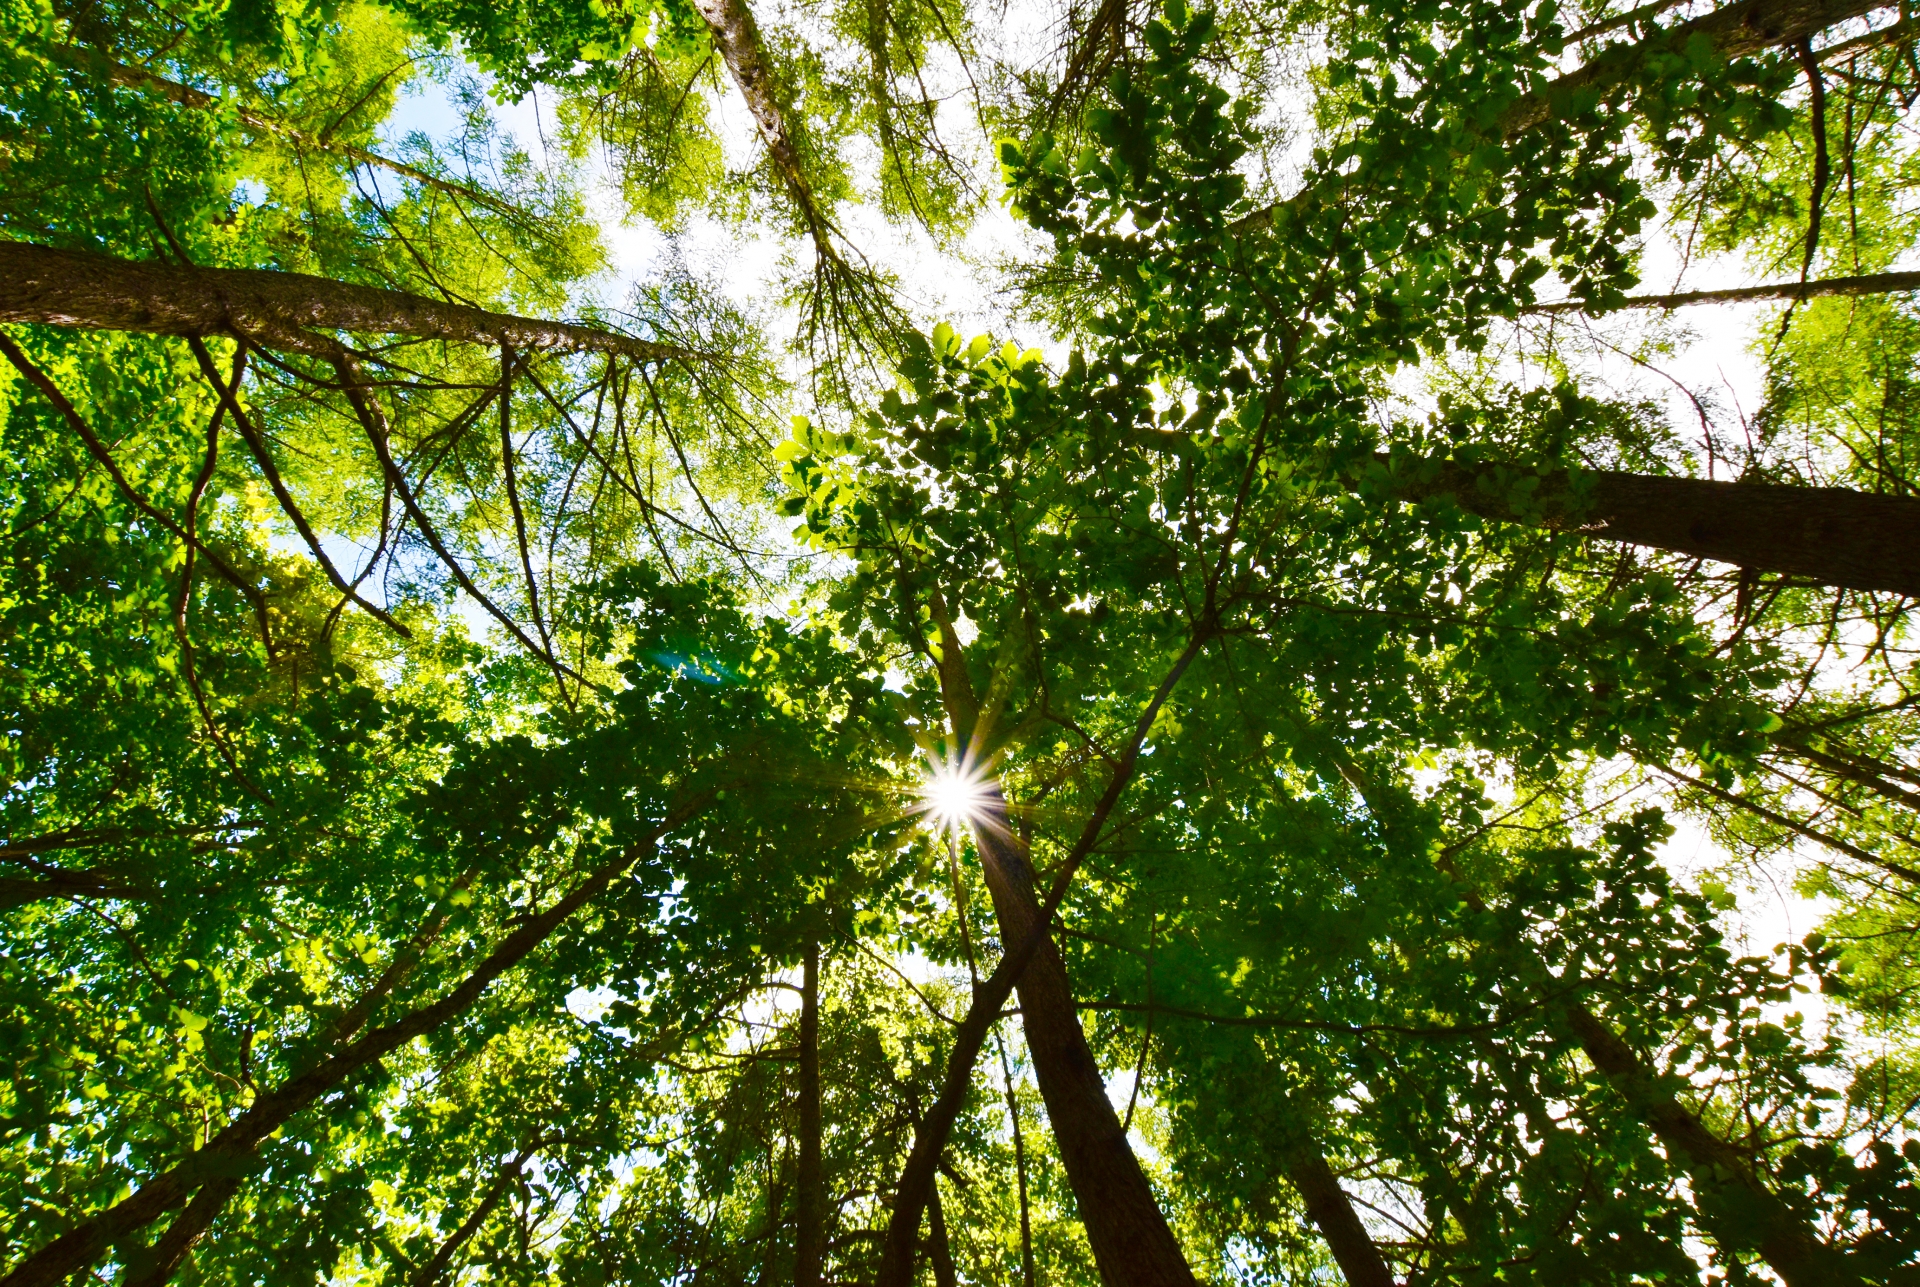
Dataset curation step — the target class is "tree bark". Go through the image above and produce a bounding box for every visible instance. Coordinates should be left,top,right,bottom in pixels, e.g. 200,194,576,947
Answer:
1284,1143,1395,1287
687,0,830,241
120,1172,243,1287
794,942,825,1287
876,614,1206,1287
1523,267,1920,313
969,804,1196,1287
0,803,704,1287
917,612,1195,1287
0,241,684,362
1377,454,1920,597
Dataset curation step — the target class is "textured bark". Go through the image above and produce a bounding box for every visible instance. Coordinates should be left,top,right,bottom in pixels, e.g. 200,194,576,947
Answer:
1524,267,1920,313
0,242,683,361
1420,843,1850,1285
1285,1144,1395,1287
794,942,825,1287
877,615,1207,1287
904,611,1195,1287
970,808,1196,1287
1497,0,1889,137
1378,454,1920,597
688,0,829,238
0,805,702,1287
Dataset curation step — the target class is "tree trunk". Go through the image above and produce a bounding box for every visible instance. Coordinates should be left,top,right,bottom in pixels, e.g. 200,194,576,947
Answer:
410,1156,527,1287
1378,454,1920,597
970,803,1197,1287
0,804,703,1287
794,942,825,1287
1498,0,1888,137
1561,1007,1855,1285
688,0,830,240
1424,841,1851,1285
0,241,683,361
120,1173,244,1287
925,1184,959,1287
1524,267,1920,313
877,611,1205,1287
1284,1143,1395,1287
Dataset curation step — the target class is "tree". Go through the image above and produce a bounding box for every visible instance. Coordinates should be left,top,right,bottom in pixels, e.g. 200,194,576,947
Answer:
8,0,1920,1282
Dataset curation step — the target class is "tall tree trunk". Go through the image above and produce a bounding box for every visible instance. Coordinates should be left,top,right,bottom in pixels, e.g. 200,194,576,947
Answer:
922,613,1195,1287
687,0,831,243
925,1184,959,1287
1308,735,1851,1286
410,1154,529,1287
0,241,683,361
794,942,825,1287
0,803,704,1287
1375,454,1920,597
968,803,1196,1287
1285,1142,1395,1287
876,613,1206,1287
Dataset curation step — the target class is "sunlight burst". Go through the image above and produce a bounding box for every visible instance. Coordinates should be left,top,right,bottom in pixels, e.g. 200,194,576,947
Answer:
920,761,991,829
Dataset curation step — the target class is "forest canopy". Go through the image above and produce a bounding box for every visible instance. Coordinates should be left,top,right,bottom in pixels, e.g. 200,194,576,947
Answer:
7,0,1920,1281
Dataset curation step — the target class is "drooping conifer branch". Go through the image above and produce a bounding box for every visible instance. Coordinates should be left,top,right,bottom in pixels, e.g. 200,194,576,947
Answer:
47,45,528,220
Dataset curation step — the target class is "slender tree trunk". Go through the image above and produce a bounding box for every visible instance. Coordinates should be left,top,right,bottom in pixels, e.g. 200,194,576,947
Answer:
794,942,825,1287
921,612,1195,1287
876,614,1206,1287
120,1173,244,1287
411,1155,529,1287
687,0,830,240
1427,845,1852,1284
1284,1143,1395,1287
0,241,684,361
925,1184,959,1287
0,804,703,1287
1376,454,1920,597
1523,267,1920,313
998,1033,1037,1287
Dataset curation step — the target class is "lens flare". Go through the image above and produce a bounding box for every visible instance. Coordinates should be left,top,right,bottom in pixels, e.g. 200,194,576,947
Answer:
920,761,990,828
